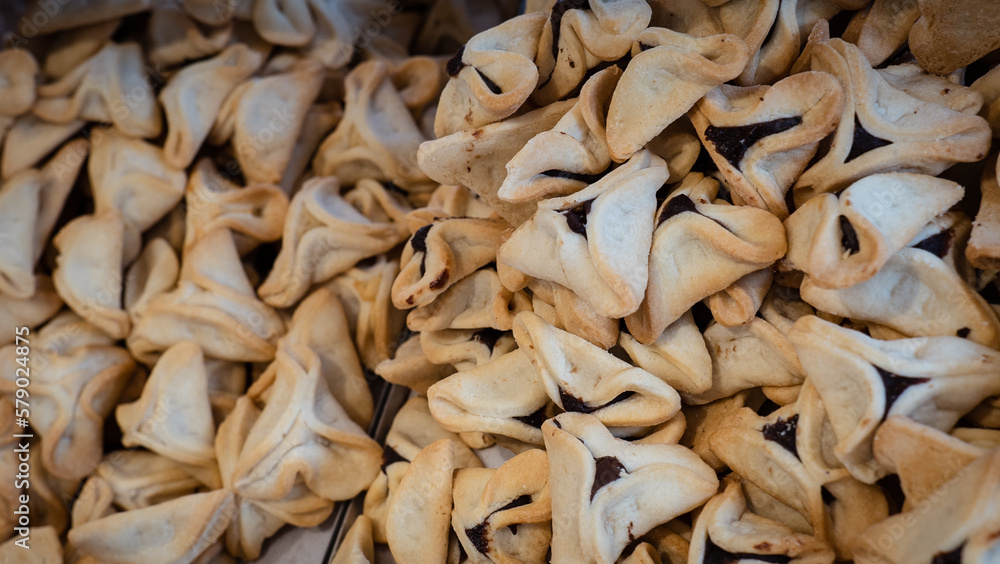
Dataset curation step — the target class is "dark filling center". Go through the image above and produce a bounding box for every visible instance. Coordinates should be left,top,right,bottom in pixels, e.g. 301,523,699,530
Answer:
411,224,432,276
549,0,591,62
877,367,930,418
559,388,634,414
541,167,609,184
446,45,466,77
560,199,595,239
464,495,535,553
472,328,504,353
821,486,836,506
465,522,490,555
839,215,860,255
703,116,803,168
846,118,891,162
591,456,627,500
476,69,502,95
380,445,408,473
703,538,792,564
761,414,799,459
912,228,953,259
445,45,501,94
657,193,699,228
514,405,549,429
931,544,965,564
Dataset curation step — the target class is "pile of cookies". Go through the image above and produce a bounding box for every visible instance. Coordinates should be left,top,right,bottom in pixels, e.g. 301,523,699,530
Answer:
1,0,999,563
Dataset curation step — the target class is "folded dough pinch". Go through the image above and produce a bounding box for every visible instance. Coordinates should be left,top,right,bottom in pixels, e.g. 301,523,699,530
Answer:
499,149,667,319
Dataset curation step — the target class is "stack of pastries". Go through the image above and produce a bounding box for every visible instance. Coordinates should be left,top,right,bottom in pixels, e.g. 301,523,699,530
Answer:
0,0,999,563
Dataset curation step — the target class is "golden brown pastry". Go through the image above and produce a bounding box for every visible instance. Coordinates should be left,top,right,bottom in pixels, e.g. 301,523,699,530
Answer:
606,27,749,162
785,173,964,289
543,412,717,564
418,100,576,226
499,150,668,319
392,216,509,310
259,176,410,309
0,48,38,118
515,311,682,430
452,449,552,564
128,227,286,364
34,42,162,138
689,71,844,218
625,172,786,345
793,38,990,203
68,489,237,564
0,312,134,481
209,59,324,185
232,341,381,504
159,44,264,169
314,58,438,191
115,341,221,488
435,12,547,137
789,315,1000,483
498,66,621,204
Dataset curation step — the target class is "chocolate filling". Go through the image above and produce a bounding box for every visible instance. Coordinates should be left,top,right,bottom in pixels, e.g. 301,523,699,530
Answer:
761,414,799,459
657,193,699,227
477,69,502,95
541,168,608,184
703,116,802,168
411,224,432,277
380,445,408,473
465,522,490,554
559,388,634,414
912,228,953,259
548,0,591,63
839,215,861,255
445,45,501,94
846,118,891,162
446,45,466,77
472,328,504,353
464,494,535,552
703,538,792,564
514,405,549,429
590,456,627,500
560,199,595,238
931,544,965,564
877,367,930,418
821,486,836,505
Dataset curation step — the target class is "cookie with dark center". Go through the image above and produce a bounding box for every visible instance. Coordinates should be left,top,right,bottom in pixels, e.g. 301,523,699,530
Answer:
912,228,953,259
839,215,860,255
703,538,792,564
472,328,504,353
560,198,595,238
514,405,549,429
761,414,799,459
876,366,930,418
590,456,627,500
845,118,892,162
559,388,634,414
703,116,802,168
